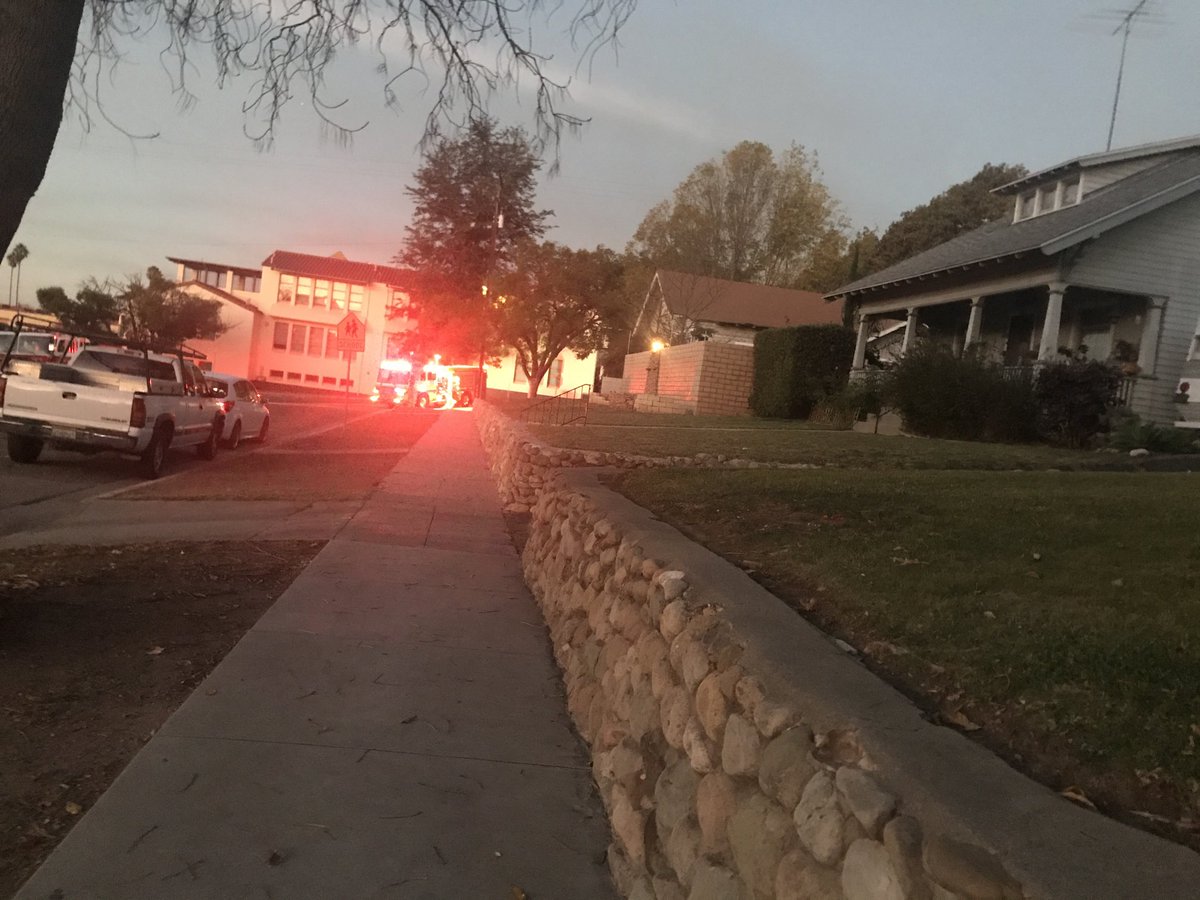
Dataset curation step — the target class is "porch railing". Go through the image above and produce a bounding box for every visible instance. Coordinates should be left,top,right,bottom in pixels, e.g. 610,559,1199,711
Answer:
519,383,592,426
1000,364,1138,406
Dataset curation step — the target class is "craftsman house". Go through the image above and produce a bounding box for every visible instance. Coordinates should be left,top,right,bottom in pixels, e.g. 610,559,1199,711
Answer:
828,135,1200,425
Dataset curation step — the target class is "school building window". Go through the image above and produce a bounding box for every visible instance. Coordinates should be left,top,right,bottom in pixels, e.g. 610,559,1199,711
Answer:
233,272,262,292
272,322,288,349
290,324,307,353
277,272,364,312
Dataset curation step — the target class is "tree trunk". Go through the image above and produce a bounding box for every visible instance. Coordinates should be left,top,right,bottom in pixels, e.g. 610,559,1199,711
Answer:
0,0,87,256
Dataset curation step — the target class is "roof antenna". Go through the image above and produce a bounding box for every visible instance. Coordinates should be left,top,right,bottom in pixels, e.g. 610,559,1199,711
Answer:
1106,0,1150,151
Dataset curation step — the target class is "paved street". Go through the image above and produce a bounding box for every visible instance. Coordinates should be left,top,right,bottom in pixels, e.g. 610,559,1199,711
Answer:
0,394,382,547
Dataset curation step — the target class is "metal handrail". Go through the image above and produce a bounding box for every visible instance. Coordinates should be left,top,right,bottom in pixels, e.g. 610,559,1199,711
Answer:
519,383,592,426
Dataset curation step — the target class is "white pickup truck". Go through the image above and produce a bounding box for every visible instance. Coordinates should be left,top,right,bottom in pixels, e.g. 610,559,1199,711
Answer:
0,343,226,478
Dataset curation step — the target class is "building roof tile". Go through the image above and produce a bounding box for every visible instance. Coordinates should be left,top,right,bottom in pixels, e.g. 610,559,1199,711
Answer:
656,270,842,329
830,152,1200,297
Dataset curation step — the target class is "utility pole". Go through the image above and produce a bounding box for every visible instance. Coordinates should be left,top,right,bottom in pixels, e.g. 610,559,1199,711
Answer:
1107,0,1149,151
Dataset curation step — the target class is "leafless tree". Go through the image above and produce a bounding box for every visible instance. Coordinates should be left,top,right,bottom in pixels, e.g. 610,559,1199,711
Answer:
0,0,638,256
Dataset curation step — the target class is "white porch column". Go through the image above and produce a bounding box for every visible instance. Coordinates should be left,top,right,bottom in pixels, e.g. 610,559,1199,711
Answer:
852,313,871,370
1037,282,1067,361
901,307,919,354
1137,297,1166,375
965,296,984,350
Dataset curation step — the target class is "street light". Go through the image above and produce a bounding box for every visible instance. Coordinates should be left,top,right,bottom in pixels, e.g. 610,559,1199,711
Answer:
650,338,666,353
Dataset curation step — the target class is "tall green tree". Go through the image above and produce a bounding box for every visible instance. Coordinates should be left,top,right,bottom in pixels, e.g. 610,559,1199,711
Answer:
492,242,626,397
0,1,637,257
863,162,1028,274
397,117,551,360
36,282,119,333
628,141,846,288
120,267,226,347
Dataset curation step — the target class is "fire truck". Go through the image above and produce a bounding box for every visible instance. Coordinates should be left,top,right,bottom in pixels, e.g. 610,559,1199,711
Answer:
370,357,479,409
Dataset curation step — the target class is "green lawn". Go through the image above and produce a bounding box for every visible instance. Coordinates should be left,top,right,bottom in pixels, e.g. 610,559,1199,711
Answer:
613,467,1200,833
531,422,1109,470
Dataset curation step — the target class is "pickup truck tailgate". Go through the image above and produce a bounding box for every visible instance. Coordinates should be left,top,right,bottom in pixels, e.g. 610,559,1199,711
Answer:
2,375,134,433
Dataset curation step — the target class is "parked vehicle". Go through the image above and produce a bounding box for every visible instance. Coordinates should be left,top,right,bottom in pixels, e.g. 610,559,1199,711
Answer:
204,373,270,448
0,330,80,374
0,341,225,478
370,358,476,409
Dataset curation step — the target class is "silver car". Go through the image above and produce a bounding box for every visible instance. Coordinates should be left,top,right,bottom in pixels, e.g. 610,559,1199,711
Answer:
204,373,271,448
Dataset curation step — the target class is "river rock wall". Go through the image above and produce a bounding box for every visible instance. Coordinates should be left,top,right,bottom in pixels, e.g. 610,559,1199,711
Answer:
475,403,1200,900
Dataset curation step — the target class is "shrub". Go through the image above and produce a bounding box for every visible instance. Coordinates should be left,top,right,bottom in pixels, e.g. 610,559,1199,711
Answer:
889,345,1038,442
1033,360,1122,448
750,324,856,419
1109,413,1200,453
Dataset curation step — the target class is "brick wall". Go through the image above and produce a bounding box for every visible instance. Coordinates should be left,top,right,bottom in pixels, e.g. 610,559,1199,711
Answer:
621,343,753,416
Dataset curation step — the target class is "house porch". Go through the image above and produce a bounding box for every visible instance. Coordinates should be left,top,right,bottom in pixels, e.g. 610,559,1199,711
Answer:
852,279,1167,419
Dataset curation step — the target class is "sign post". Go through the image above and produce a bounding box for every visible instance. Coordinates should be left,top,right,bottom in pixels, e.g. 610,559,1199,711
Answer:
336,312,367,426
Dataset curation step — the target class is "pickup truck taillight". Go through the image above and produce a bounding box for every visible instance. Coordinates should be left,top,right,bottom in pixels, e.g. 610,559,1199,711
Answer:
130,396,147,428
222,400,235,414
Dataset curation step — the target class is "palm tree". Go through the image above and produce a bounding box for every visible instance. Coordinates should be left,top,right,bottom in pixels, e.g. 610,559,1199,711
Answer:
6,244,30,309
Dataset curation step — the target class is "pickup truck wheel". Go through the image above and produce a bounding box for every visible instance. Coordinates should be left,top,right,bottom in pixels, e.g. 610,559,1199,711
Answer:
197,422,220,460
456,391,473,408
7,434,44,464
139,429,170,479
225,421,242,450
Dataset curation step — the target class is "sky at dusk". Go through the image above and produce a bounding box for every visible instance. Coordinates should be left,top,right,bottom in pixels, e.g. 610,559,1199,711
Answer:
9,0,1200,300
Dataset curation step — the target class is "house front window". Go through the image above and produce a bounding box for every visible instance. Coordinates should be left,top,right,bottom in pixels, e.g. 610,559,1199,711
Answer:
1018,192,1036,220
1062,176,1080,205
1038,183,1058,214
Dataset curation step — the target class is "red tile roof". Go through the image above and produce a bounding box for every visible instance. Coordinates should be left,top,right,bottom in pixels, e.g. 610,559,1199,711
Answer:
262,250,414,287
655,271,843,329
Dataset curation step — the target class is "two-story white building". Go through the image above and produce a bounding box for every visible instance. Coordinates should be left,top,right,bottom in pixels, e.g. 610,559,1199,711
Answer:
829,135,1200,425
172,248,598,398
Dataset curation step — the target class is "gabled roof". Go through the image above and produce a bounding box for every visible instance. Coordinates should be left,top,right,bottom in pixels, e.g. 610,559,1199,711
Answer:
179,281,264,316
655,270,842,329
996,134,1200,195
262,250,414,287
168,256,262,278
830,152,1200,298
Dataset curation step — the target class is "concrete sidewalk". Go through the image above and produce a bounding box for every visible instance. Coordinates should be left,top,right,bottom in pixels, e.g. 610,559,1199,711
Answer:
16,411,616,899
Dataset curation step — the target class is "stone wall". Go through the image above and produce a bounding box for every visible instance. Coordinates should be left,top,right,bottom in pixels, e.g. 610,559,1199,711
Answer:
475,406,1200,899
